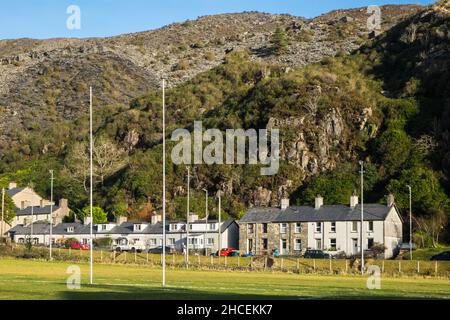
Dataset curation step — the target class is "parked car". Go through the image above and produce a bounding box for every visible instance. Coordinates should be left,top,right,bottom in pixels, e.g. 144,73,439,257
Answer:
112,237,146,252
69,242,90,250
430,251,450,261
211,247,236,257
148,246,172,254
303,249,335,259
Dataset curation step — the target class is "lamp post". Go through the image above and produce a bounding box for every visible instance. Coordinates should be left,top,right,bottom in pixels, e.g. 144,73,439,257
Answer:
217,190,222,255
359,160,365,275
202,189,208,256
186,166,190,263
406,185,413,260
1,188,4,243
49,170,54,260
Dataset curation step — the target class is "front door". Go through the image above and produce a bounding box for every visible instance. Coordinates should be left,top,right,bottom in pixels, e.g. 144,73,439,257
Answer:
280,239,287,254
247,239,253,254
352,238,358,255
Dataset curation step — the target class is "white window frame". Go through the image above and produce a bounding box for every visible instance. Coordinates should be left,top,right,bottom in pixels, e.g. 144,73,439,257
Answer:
247,223,254,234
315,222,322,233
295,223,302,233
280,223,288,234
207,238,215,245
368,221,374,232
330,238,336,249
352,221,358,232
330,222,336,233
67,226,74,233
294,239,302,251
168,238,175,245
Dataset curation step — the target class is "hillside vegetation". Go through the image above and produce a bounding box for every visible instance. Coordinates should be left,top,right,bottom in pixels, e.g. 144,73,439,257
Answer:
0,3,449,244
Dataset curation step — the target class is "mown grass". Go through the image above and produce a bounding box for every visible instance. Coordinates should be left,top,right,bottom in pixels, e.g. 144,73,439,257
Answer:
0,258,448,300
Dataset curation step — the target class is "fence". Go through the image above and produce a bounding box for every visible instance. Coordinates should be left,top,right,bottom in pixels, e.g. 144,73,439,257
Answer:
2,245,450,277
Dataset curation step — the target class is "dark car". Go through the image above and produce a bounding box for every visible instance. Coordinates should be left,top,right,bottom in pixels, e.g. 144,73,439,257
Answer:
303,249,335,259
430,251,450,261
148,246,172,254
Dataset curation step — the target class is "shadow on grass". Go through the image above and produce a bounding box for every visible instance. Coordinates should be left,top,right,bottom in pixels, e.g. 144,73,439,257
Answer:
59,283,428,300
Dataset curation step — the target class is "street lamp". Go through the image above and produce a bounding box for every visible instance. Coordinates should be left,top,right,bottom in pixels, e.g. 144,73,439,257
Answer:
186,166,190,263
49,170,54,260
162,79,167,288
406,185,413,261
359,160,364,275
1,188,4,243
217,190,222,255
202,188,208,256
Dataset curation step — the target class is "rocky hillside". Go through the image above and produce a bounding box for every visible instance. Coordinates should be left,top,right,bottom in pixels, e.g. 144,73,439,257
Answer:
1,2,449,242
0,5,422,158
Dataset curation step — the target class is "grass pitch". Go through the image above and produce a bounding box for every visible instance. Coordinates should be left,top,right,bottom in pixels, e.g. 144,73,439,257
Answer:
0,258,448,300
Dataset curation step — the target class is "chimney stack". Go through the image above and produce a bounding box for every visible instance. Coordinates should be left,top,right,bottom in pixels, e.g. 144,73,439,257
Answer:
189,214,199,222
8,182,17,190
115,215,128,225
281,198,290,210
387,194,395,207
350,190,359,208
315,195,323,210
83,216,92,225
151,214,162,225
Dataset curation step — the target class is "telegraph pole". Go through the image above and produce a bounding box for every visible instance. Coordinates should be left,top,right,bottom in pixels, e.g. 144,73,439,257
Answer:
359,161,365,275
407,185,413,260
1,188,4,243
49,170,54,260
186,166,190,263
217,190,222,254
202,189,208,256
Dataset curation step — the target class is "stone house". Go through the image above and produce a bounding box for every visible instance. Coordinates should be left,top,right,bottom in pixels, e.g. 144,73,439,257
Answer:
239,194,403,259
4,182,69,231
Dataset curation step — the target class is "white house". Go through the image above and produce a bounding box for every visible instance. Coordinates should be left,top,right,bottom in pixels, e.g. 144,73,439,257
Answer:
8,215,240,253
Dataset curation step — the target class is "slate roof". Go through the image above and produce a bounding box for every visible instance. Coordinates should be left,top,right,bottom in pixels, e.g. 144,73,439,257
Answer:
15,205,60,216
7,187,27,197
240,204,394,223
8,220,237,236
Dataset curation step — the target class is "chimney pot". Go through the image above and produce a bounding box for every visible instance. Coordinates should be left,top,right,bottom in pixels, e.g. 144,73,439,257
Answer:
387,194,395,207
315,195,323,210
350,191,359,208
281,198,290,210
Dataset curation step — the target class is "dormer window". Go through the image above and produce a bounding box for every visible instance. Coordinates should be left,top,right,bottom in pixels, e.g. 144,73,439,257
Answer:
100,225,107,231
169,224,178,231
67,226,74,233
209,223,215,230
134,224,142,231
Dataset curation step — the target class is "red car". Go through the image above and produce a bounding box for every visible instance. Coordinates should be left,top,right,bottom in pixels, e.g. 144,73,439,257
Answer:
69,242,90,250
219,247,235,257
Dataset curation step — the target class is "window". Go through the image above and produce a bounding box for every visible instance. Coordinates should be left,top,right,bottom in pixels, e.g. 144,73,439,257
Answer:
168,238,175,245
100,225,107,231
262,238,268,250
207,238,215,245
330,222,336,233
209,223,215,230
330,238,336,250
295,223,302,233
262,223,268,234
368,238,374,249
188,238,198,245
280,223,287,234
294,239,302,251
247,224,254,234
316,239,322,249
368,221,374,232
169,224,177,231
281,239,287,250
149,239,157,246
135,224,142,231
189,224,193,230
247,239,253,252
352,221,358,232
67,226,74,233
18,238,24,244
316,222,322,233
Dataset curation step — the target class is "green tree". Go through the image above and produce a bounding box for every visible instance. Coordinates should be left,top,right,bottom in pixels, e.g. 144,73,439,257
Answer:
78,206,108,223
375,128,411,176
2,192,16,224
270,27,289,55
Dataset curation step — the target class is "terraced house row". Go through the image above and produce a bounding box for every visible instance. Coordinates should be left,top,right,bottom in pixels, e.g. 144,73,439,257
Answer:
2,182,403,258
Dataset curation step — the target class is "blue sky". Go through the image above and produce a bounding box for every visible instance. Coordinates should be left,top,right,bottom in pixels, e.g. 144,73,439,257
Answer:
0,0,435,40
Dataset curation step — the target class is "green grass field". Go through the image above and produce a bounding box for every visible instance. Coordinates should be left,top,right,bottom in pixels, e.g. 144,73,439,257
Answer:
0,258,449,300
